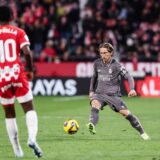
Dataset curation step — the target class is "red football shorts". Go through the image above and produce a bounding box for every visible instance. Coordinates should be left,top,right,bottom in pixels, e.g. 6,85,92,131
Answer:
0,72,33,105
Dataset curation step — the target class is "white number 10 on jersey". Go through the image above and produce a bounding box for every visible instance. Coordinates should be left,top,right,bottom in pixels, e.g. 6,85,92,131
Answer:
0,39,17,63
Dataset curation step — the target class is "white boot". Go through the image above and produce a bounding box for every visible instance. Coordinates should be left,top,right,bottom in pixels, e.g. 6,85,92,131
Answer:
141,132,150,140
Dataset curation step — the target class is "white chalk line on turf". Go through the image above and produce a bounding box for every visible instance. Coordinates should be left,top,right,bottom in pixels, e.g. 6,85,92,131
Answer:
39,116,84,119
51,96,88,102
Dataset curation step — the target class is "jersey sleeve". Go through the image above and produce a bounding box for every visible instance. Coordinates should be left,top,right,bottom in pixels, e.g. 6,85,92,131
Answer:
117,63,135,90
119,64,127,76
89,62,98,92
18,29,30,49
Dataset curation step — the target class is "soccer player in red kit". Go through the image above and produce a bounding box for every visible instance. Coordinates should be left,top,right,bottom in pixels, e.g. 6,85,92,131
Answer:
0,6,42,158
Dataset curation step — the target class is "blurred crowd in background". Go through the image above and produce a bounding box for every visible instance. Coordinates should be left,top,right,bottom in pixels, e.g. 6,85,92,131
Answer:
1,0,160,63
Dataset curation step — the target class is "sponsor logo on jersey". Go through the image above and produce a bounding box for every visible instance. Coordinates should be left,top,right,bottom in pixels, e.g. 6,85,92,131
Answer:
108,68,112,74
1,82,23,93
0,64,20,82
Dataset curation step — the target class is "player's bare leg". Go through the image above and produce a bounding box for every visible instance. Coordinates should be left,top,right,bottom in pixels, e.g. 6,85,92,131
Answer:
119,109,150,140
3,105,24,157
87,100,101,134
21,101,43,158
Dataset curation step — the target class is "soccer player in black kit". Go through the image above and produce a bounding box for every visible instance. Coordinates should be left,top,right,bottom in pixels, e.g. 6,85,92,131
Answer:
87,42,150,140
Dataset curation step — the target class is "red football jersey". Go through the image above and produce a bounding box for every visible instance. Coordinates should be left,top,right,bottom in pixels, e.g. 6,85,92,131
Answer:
0,24,30,85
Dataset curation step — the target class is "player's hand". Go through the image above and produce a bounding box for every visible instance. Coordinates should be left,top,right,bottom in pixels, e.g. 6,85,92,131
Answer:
128,89,137,97
26,71,34,81
89,91,94,98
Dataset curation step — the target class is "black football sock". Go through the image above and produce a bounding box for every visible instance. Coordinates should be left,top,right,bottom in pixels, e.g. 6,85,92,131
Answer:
126,114,144,134
89,107,99,125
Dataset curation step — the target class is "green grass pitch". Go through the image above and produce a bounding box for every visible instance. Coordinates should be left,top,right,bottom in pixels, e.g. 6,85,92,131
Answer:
0,96,160,160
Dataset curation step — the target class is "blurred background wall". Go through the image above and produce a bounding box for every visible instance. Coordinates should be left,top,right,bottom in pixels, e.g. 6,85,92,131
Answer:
2,0,160,97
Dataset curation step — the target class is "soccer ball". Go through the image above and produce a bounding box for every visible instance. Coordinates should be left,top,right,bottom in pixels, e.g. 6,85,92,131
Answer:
63,119,79,134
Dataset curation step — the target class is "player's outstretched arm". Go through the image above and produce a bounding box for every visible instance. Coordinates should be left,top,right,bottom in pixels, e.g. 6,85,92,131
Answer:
121,66,136,97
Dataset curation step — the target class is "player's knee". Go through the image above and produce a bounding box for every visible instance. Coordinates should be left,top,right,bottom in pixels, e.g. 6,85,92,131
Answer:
119,109,130,117
91,100,101,110
21,101,34,113
3,105,16,118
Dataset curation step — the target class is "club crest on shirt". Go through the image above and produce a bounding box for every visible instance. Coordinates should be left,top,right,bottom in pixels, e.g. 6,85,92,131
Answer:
108,68,112,74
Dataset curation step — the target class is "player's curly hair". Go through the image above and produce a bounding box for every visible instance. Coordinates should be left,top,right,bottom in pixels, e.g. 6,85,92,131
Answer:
98,42,114,53
0,5,13,22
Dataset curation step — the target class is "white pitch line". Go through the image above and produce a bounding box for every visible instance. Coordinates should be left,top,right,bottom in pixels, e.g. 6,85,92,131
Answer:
52,96,88,102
